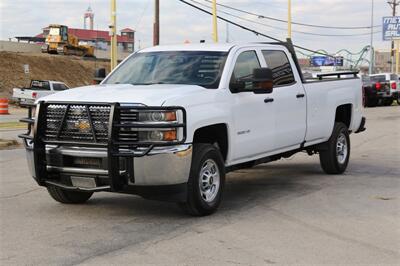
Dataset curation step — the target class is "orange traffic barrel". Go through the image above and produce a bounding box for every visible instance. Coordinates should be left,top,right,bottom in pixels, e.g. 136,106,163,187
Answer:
0,98,9,115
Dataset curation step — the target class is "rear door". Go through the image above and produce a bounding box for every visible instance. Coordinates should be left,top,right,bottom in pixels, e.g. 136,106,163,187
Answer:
261,49,307,150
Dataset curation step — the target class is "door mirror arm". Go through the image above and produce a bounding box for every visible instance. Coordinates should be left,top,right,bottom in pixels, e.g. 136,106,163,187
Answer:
229,79,245,93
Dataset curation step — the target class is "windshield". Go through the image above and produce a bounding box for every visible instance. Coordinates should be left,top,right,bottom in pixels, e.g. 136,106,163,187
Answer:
49,27,60,35
370,75,386,82
104,51,228,88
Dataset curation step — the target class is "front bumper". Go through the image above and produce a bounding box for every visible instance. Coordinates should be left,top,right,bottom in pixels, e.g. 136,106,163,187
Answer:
19,101,191,197
25,144,192,187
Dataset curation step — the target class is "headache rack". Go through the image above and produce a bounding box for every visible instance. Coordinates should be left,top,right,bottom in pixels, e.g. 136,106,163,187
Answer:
19,101,187,190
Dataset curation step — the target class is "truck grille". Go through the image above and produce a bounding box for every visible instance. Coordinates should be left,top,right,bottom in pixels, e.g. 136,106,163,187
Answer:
45,104,111,143
117,107,139,145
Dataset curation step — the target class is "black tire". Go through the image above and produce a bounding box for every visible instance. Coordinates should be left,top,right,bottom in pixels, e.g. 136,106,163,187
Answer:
383,98,393,106
397,98,400,105
365,97,378,107
47,185,93,204
319,122,350,175
179,143,225,216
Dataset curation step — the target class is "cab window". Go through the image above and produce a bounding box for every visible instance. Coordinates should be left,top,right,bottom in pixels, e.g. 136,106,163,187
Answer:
231,51,261,90
53,83,68,91
262,50,295,86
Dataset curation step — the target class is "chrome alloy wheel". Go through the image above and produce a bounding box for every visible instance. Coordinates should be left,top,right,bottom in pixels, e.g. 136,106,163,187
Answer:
199,159,220,203
336,133,348,164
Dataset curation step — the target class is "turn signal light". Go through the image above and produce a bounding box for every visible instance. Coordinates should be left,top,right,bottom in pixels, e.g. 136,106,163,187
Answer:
375,82,381,90
391,82,397,90
32,92,37,98
163,130,177,141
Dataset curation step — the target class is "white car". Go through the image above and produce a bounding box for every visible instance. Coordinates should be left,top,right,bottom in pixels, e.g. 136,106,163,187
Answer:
12,80,69,105
19,42,366,215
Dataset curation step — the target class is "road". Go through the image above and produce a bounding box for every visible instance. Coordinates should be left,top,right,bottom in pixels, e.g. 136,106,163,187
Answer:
0,106,399,265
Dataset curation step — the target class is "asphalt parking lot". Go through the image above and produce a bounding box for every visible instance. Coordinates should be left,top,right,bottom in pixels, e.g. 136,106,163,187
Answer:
0,106,399,265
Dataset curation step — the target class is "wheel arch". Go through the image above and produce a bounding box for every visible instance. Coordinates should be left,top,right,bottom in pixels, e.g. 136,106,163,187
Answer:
335,103,352,129
192,123,229,162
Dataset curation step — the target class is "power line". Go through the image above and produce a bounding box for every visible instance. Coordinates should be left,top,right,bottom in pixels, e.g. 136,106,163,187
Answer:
177,0,358,64
190,0,381,37
203,0,381,30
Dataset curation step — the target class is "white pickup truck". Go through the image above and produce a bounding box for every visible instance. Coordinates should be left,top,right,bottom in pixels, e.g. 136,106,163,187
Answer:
19,42,366,216
12,80,69,105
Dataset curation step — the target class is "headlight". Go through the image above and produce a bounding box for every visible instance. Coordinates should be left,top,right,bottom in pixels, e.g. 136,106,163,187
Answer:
138,111,177,122
138,129,177,142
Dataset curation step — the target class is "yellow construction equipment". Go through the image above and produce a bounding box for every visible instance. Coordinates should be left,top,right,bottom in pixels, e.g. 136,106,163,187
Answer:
42,24,95,57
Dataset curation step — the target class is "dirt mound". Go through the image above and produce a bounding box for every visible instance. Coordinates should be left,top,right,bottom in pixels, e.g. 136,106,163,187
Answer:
0,52,110,98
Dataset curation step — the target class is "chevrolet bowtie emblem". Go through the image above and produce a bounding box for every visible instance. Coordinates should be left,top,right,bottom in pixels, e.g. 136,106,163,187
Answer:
75,120,91,133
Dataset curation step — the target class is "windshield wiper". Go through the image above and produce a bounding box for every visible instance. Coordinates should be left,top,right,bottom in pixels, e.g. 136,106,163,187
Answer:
130,82,168,85
130,82,153,85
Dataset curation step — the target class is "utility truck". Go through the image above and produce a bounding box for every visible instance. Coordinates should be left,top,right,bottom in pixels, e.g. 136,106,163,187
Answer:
363,73,399,107
20,42,366,216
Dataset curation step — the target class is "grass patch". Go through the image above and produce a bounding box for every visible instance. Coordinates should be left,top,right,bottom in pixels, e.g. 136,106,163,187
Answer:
0,122,25,129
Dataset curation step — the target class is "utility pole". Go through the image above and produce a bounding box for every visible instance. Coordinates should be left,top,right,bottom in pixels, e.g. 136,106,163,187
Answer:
288,0,292,39
369,0,374,74
397,41,400,74
212,0,218,42
388,0,399,72
110,0,117,70
153,0,160,46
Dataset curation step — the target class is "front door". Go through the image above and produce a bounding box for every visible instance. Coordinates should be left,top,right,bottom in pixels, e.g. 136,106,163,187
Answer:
229,49,276,162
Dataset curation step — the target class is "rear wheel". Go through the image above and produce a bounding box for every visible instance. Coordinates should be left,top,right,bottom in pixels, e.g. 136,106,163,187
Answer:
383,98,393,106
365,97,378,107
319,122,350,174
179,143,225,216
47,185,93,204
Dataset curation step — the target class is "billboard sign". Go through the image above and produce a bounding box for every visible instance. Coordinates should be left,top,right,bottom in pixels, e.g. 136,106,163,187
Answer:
382,16,400,41
311,56,344,67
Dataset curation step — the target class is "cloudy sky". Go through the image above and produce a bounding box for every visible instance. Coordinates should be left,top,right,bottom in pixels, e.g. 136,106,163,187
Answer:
0,0,391,58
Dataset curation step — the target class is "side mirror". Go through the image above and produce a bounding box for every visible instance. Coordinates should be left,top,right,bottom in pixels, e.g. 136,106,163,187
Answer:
93,68,106,84
252,68,274,94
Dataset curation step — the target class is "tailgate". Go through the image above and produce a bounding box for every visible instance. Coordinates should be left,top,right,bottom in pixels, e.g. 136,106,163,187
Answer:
13,89,33,100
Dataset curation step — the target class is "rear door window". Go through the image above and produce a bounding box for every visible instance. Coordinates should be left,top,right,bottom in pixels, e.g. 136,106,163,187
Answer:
53,83,69,91
261,50,295,86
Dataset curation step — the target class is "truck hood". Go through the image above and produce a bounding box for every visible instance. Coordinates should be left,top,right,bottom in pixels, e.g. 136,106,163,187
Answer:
38,84,207,106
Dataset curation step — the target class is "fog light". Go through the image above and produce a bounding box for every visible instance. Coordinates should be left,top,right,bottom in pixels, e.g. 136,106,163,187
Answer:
73,157,102,168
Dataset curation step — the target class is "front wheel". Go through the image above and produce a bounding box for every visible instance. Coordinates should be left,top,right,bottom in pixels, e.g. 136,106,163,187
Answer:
319,122,350,174
179,143,225,216
47,185,93,204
